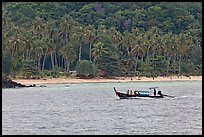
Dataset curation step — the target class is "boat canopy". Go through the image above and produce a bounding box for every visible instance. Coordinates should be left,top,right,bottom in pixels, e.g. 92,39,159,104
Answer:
134,90,150,93
149,87,159,89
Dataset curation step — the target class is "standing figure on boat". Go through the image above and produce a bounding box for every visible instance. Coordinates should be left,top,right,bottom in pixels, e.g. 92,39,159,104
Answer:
158,91,163,97
154,88,156,96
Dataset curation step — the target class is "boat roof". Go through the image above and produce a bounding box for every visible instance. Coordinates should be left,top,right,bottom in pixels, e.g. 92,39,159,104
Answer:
149,87,159,89
134,90,150,93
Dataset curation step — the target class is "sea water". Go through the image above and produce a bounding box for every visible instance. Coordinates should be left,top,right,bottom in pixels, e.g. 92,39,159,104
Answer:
2,80,202,135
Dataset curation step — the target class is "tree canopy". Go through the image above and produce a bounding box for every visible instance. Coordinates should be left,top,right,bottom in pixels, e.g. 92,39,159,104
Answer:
2,2,202,78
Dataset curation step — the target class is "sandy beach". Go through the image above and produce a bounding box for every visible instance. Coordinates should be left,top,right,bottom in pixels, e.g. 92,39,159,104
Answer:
12,76,202,85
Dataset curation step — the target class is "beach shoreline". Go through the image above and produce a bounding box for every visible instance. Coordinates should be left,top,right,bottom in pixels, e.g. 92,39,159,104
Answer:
12,76,202,85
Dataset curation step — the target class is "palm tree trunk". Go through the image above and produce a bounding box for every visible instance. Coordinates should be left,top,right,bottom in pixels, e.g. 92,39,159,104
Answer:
26,49,29,60
42,49,48,71
37,54,41,71
79,42,82,61
61,56,64,69
64,60,67,71
28,49,32,60
146,45,151,63
23,53,26,60
152,51,155,76
66,62,70,72
141,55,144,62
64,60,69,72
54,52,58,67
58,55,61,68
134,55,139,72
64,57,66,70
167,56,171,75
178,54,182,77
89,42,92,62
50,52,54,70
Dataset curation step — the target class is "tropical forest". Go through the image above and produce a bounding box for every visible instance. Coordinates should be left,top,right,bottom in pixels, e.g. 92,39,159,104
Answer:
2,2,202,80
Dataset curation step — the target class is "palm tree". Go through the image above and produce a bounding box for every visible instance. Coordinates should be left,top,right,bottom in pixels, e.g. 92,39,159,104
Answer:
60,42,76,72
176,32,193,76
122,30,134,56
8,26,26,57
129,28,145,72
94,24,107,44
32,16,47,70
47,19,59,68
59,15,75,42
166,33,179,75
41,36,51,71
71,26,87,62
131,43,145,72
23,29,34,60
84,25,96,62
108,27,123,49
160,32,173,75
32,39,43,70
145,27,160,63
92,42,108,62
48,42,56,70
33,16,45,39
126,52,136,72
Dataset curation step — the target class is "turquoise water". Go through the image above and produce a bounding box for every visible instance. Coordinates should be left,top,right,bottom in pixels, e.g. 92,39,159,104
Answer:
2,80,202,135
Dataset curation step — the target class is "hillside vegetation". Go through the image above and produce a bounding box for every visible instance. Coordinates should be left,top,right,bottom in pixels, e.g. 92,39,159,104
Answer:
2,2,202,79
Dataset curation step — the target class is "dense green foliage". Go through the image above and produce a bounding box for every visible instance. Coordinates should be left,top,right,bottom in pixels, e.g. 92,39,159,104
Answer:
2,2,202,78
76,60,96,77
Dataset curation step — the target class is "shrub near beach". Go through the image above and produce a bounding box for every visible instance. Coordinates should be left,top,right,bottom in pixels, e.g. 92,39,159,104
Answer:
76,60,97,78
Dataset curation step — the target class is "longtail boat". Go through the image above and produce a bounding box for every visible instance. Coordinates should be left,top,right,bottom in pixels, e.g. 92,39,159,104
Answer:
113,87,164,99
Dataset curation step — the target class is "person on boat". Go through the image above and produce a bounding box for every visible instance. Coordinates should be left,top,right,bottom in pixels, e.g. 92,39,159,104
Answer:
127,90,130,95
154,88,156,96
158,91,163,97
130,90,133,95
